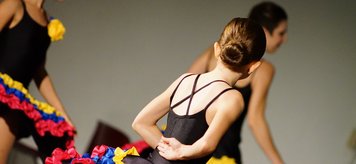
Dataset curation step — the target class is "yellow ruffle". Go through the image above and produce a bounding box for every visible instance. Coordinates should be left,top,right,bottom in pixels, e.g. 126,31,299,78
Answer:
48,19,66,42
0,73,62,116
207,155,236,164
113,147,139,164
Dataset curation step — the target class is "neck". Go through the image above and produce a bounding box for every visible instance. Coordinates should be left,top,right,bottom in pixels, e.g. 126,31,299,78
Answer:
209,62,242,86
25,0,44,8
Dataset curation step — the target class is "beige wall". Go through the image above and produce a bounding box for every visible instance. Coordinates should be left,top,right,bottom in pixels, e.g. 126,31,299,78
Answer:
20,0,356,163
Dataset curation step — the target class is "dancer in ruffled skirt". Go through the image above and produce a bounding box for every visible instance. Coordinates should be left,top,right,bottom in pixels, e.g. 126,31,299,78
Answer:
0,0,76,163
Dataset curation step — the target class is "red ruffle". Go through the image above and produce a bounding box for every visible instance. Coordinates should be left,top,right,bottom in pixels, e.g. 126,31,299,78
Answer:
122,140,150,154
45,147,80,164
90,145,109,158
0,80,75,148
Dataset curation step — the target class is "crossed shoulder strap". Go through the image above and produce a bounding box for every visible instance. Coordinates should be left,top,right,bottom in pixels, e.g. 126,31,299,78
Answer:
170,74,233,116
169,73,195,103
201,87,237,112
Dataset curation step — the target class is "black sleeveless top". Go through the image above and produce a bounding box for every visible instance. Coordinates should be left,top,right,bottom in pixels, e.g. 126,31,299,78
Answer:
212,84,252,163
148,74,236,164
0,2,50,88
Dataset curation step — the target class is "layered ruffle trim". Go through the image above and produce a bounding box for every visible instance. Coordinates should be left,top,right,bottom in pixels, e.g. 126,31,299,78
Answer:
0,73,75,146
45,145,140,164
207,155,236,164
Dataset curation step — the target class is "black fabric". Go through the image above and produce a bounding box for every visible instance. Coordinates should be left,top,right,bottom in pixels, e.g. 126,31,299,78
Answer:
0,103,33,138
122,155,153,164
32,131,71,161
0,2,50,88
212,84,252,164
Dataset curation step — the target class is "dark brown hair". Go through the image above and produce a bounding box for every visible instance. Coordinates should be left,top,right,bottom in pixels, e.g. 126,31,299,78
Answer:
248,1,288,34
218,17,266,71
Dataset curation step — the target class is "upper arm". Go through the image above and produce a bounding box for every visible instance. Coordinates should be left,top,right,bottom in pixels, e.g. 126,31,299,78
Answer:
247,61,275,121
0,0,19,31
187,45,214,73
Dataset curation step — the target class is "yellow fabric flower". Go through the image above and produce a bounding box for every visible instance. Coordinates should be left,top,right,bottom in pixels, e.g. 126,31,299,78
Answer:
207,156,236,164
47,19,66,42
113,147,139,164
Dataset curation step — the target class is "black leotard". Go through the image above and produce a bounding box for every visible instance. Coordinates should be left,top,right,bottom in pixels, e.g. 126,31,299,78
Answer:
0,3,50,88
124,74,236,164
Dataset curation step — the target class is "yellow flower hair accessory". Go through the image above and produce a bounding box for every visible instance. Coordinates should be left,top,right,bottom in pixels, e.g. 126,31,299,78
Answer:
48,18,66,42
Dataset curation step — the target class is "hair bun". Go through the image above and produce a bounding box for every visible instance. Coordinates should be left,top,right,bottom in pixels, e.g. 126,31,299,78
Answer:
221,42,249,67
217,17,266,71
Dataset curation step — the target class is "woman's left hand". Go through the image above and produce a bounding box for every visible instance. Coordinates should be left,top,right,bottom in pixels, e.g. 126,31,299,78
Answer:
157,136,184,160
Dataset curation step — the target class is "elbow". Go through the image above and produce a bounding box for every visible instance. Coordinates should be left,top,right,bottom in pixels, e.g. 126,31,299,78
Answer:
181,139,216,160
131,120,141,133
204,144,216,155
247,114,266,130
247,116,260,129
247,118,255,129
199,140,216,155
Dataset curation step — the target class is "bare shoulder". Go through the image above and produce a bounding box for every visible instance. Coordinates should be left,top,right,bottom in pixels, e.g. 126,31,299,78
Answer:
251,59,275,88
254,59,275,80
222,89,243,105
217,89,244,116
0,0,21,13
259,60,275,75
0,0,21,6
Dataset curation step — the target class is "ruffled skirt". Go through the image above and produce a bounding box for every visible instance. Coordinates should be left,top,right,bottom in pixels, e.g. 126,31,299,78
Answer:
0,73,76,151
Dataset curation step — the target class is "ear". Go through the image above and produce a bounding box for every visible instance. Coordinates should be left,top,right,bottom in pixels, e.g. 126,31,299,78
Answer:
213,42,221,59
263,27,272,37
248,61,262,74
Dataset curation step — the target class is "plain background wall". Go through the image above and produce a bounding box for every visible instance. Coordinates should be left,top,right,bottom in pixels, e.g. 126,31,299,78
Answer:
19,0,356,163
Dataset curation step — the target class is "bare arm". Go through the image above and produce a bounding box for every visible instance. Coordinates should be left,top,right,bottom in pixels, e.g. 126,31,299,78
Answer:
247,61,284,164
187,45,214,73
33,62,74,127
132,74,191,148
0,0,19,31
158,90,244,160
